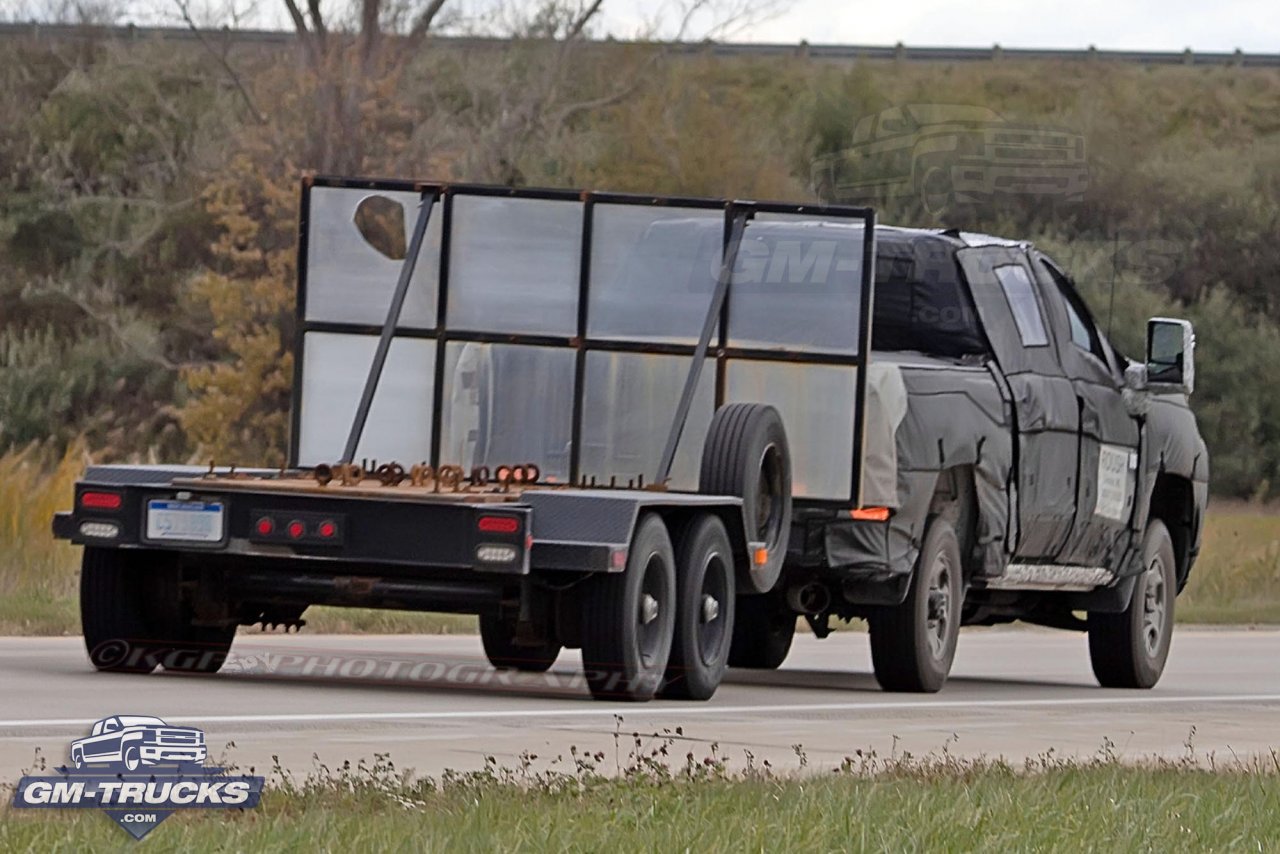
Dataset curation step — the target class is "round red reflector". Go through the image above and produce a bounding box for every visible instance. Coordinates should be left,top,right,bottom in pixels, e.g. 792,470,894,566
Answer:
287,520,306,539
318,520,337,539
477,516,519,534
256,517,275,536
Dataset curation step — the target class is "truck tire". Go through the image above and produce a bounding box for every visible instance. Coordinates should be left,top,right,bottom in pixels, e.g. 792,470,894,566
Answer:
81,548,234,675
659,514,736,700
700,403,792,594
580,513,676,702
868,516,962,692
727,594,795,670
479,613,561,672
1088,519,1176,689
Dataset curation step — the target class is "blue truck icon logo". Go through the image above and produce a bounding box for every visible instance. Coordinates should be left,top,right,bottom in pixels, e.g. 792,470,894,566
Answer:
70,715,208,771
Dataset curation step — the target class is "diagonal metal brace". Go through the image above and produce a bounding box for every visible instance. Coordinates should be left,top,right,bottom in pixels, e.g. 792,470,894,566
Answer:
341,192,439,464
655,210,751,485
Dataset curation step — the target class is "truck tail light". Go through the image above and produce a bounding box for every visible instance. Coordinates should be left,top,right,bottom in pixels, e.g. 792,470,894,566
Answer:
850,507,891,522
477,516,519,534
80,491,122,510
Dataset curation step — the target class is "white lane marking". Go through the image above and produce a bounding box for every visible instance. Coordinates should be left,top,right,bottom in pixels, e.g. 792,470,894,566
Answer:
1,693,1279,730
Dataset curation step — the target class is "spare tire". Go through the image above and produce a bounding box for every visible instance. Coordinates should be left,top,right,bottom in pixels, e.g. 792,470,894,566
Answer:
699,403,792,593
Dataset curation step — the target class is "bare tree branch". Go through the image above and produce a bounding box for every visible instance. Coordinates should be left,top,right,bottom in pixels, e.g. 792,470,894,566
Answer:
408,0,449,39
172,0,265,123
306,0,327,36
565,0,604,40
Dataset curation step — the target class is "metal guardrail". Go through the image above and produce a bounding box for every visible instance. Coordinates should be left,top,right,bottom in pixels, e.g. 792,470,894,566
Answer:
1,22,1277,67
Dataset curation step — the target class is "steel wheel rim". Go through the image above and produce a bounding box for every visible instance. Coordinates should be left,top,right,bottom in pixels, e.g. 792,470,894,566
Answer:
925,550,953,660
637,553,668,669
697,551,730,668
755,444,784,546
1142,554,1168,657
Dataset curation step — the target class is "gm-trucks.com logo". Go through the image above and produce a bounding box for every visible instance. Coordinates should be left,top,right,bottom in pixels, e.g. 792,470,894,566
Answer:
12,715,264,839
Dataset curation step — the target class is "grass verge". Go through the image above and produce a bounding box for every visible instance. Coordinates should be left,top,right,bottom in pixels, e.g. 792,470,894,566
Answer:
1,738,1277,851
1,447,1277,633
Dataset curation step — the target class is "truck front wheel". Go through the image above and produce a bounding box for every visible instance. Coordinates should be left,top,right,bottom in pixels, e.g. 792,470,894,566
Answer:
1088,519,1176,689
580,513,676,702
868,516,962,692
479,613,561,673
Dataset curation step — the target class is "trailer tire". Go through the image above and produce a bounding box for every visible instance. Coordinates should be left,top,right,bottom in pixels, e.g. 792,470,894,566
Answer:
1088,519,1176,689
81,548,234,675
727,594,795,670
700,403,792,593
479,613,561,673
580,513,676,702
868,516,962,693
659,514,736,700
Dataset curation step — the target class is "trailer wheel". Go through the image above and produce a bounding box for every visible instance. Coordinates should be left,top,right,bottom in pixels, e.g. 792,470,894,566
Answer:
727,594,795,670
868,516,962,693
700,403,792,594
1088,519,1176,689
81,548,233,675
479,613,561,673
659,515,736,700
580,513,676,702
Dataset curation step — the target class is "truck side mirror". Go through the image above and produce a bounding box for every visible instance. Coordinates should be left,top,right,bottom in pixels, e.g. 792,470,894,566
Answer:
1146,317,1195,395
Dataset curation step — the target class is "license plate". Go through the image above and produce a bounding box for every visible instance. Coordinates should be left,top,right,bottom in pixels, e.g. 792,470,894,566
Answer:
146,500,224,544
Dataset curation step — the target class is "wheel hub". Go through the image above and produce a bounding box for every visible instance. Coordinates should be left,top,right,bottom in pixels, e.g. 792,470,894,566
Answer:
640,593,660,626
925,553,952,658
701,594,720,624
1142,556,1167,656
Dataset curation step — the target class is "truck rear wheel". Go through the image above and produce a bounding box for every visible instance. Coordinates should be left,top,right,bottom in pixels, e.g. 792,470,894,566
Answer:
479,613,561,673
580,513,676,702
700,403,792,594
868,517,962,693
1088,519,1176,689
727,594,795,670
659,514,736,700
81,547,234,675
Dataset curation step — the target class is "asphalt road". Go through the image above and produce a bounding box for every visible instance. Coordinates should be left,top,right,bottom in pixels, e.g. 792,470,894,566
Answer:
1,628,1277,779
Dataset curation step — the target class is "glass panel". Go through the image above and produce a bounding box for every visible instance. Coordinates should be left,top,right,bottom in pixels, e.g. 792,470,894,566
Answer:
447,195,582,336
994,264,1049,347
728,220,865,354
305,187,440,328
587,205,723,344
725,360,857,500
439,342,575,482
296,333,435,466
580,352,714,491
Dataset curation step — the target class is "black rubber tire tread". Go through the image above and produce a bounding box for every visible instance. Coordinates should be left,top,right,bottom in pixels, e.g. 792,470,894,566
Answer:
1088,519,1177,689
727,593,795,670
868,517,962,693
659,514,736,701
479,613,561,673
580,513,676,702
81,548,234,675
699,403,792,593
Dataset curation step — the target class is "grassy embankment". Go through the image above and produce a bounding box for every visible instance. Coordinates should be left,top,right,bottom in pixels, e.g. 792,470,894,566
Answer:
0,741,1276,851
1,447,1276,634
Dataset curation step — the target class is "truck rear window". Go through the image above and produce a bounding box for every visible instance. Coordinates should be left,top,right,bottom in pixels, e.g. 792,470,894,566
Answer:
871,238,988,358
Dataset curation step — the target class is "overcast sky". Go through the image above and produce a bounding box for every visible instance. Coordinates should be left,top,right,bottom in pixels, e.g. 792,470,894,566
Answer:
607,0,1278,52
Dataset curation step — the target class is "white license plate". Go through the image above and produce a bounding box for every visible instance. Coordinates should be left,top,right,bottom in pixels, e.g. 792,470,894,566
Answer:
146,500,224,543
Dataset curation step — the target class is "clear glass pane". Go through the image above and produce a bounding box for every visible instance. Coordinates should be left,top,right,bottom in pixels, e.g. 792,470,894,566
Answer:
447,195,582,336
994,265,1048,346
439,342,576,482
728,220,866,354
587,205,723,344
580,351,714,491
305,187,440,328
297,333,436,466
725,360,857,500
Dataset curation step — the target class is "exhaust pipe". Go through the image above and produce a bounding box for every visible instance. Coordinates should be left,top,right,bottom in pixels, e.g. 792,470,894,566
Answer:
786,582,831,615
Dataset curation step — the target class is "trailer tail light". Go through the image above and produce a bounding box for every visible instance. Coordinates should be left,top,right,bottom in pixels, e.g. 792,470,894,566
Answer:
476,544,519,564
80,491,122,510
256,517,275,536
317,520,337,539
477,516,520,534
287,520,306,540
251,509,344,546
79,521,120,539
850,507,891,522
